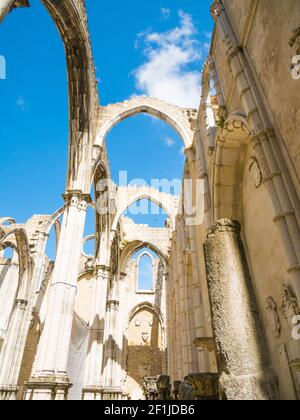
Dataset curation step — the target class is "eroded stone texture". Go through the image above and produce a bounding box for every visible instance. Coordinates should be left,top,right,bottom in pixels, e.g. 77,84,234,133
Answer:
204,219,278,400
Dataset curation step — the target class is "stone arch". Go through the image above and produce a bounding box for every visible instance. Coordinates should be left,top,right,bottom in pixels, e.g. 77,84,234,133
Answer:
2,0,98,192
40,0,98,192
0,218,16,227
213,114,251,222
136,250,155,267
120,240,168,274
113,186,179,231
0,225,33,397
127,302,165,336
123,301,167,399
0,226,32,301
96,97,197,149
81,234,95,258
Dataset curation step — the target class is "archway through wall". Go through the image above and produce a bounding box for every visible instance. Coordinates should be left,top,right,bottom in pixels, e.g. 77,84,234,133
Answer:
119,198,171,230
123,302,165,400
120,240,168,400
104,112,186,193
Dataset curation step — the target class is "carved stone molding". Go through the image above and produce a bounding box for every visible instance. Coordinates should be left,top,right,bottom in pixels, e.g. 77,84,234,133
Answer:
249,156,263,188
281,284,300,328
107,300,119,311
14,299,28,311
265,297,281,338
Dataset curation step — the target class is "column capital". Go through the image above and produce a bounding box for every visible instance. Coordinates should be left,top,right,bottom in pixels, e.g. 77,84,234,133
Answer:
106,299,119,310
95,265,111,273
207,219,241,237
63,190,93,205
14,299,28,310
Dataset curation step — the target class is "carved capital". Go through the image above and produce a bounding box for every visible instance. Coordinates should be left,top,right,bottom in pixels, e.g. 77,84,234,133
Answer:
107,299,119,310
63,191,92,210
95,265,111,279
15,299,28,311
207,219,241,237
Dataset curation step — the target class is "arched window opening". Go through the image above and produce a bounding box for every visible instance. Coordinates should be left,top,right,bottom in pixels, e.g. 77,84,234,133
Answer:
130,248,161,292
138,254,153,291
82,237,95,259
123,199,169,228
106,114,185,190
2,247,14,260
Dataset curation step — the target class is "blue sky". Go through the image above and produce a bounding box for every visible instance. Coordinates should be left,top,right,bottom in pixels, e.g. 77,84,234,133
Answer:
0,1,213,257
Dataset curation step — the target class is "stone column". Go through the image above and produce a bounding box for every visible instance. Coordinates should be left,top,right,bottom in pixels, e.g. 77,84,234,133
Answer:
102,271,127,399
203,219,278,400
0,299,28,400
114,272,126,390
25,192,90,400
102,299,122,400
82,266,111,401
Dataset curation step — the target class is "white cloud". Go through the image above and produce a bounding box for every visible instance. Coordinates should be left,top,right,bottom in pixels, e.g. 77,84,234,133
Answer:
161,8,171,20
162,136,175,147
16,96,29,112
133,10,203,108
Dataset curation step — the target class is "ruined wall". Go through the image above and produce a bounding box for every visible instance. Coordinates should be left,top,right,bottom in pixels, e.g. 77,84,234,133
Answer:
124,308,163,400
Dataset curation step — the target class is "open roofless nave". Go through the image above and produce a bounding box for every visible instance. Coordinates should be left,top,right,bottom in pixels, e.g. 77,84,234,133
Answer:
0,0,300,401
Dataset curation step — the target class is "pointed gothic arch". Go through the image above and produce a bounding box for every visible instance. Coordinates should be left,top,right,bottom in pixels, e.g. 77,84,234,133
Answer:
96,97,197,150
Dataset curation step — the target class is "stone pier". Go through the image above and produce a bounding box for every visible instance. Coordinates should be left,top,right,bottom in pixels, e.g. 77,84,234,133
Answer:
204,219,278,400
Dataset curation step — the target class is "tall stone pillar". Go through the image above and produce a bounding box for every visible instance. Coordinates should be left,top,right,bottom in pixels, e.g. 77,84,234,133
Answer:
102,273,126,400
25,192,91,400
114,273,126,389
0,299,29,400
82,266,111,401
203,219,278,400
102,300,122,399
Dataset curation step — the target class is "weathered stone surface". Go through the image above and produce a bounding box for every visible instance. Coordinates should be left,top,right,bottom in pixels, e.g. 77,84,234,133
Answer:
204,219,278,400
